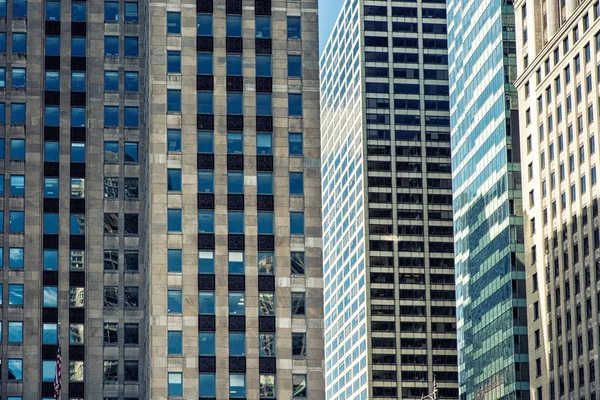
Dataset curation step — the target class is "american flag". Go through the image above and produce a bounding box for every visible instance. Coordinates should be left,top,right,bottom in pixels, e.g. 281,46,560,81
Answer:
53,342,61,400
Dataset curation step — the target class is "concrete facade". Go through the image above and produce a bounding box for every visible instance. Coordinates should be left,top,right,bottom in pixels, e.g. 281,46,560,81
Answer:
516,0,600,398
0,0,324,398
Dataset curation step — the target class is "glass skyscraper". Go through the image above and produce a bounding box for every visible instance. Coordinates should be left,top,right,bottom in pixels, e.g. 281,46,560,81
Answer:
321,0,458,398
447,0,530,398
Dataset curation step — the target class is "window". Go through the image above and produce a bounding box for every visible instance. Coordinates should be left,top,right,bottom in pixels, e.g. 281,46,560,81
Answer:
11,175,25,195
230,375,246,398
43,286,58,307
8,284,23,305
287,17,301,39
71,178,85,198
8,322,23,343
197,14,213,36
168,331,183,355
124,323,139,345
289,133,303,155
293,374,307,398
167,12,181,34
257,172,273,194
122,71,138,92
168,249,182,273
229,333,245,356
228,252,244,274
197,53,213,75
124,107,139,127
259,293,275,316
8,359,23,380
105,1,119,21
44,213,58,234
9,211,23,233
290,211,304,235
226,15,242,37
104,71,119,91
42,360,56,382
13,0,26,18
228,171,244,193
11,32,29,54
199,374,216,398
288,55,302,78
199,332,215,356
257,93,272,116
256,16,271,38
258,252,274,275
291,292,306,316
229,292,245,315
292,332,306,357
198,292,215,314
125,2,138,21
104,106,119,127
11,103,25,124
167,169,182,192
289,94,303,116
125,250,139,271
72,2,86,21
167,50,181,73
43,323,57,344
198,251,215,274
258,212,274,235
228,93,243,115
227,54,242,76
197,91,213,114
44,35,60,56
69,250,84,271
105,36,119,56
124,36,138,57
125,178,139,199
198,171,214,193
70,213,85,235
124,142,139,162
227,132,243,154
70,323,84,345
228,211,244,234
71,107,86,127
198,131,214,153
260,375,276,398
290,172,304,195
104,286,118,308
253,133,272,156
9,248,24,269
257,55,272,77
45,105,59,126
103,360,118,381
168,373,183,396
44,249,58,271
168,208,182,232
168,290,182,313
72,36,86,57
43,71,59,92
46,1,60,20
198,211,214,233
291,252,305,275
165,129,182,152
124,286,139,308
104,213,118,234
104,250,118,271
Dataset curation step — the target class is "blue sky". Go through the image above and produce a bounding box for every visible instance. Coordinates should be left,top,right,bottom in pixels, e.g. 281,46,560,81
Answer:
319,0,344,53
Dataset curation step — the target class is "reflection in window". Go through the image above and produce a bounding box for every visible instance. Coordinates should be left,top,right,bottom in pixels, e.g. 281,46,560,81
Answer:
71,178,85,198
292,332,306,358
168,372,183,396
293,374,307,398
230,374,246,398
9,247,24,269
259,333,276,357
103,360,118,381
104,213,118,234
291,251,305,275
260,374,276,398
103,323,117,344
125,251,139,271
291,292,306,316
70,287,85,308
258,252,274,275
259,293,275,315
70,250,85,271
70,323,84,344
104,286,118,308
124,177,139,199
124,323,139,345
7,359,23,380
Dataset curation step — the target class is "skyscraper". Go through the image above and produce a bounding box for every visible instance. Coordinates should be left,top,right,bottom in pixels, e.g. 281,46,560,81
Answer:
0,0,324,398
447,0,530,398
515,0,600,398
320,0,458,398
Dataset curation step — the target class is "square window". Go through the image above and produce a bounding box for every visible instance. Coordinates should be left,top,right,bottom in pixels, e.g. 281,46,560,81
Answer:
292,332,306,357
104,249,118,271
198,171,214,193
11,174,25,195
198,131,214,153
12,32,26,53
257,133,272,155
104,286,118,308
259,333,276,357
228,171,244,193
43,286,58,307
8,284,23,305
8,322,23,343
227,15,242,37
256,16,271,38
124,71,139,92
8,359,23,380
197,53,213,75
289,132,303,155
9,211,24,233
42,323,58,344
259,293,275,316
104,213,118,234
293,374,307,398
199,373,216,397
230,374,246,398
257,55,272,77
257,93,272,116
197,91,213,114
227,54,243,76
104,35,119,56
125,250,139,271
290,172,304,195
124,323,139,344
71,142,85,162
125,177,139,199
124,2,138,22
124,107,139,127
258,252,274,275
229,292,245,315
167,168,182,192
104,106,119,127
197,14,213,36
45,105,59,126
257,172,273,194
103,360,118,381
227,132,243,154
124,142,139,162
258,211,274,235
291,252,305,275
124,286,139,307
168,372,183,396
124,361,138,382
228,251,244,274
104,141,119,163
46,1,60,20
70,323,84,345
11,103,25,124
104,1,119,21
45,35,59,56
44,213,58,234
289,93,303,116
44,249,58,271
9,248,24,269
70,213,85,235
227,92,243,115
229,333,245,356
45,71,59,90
228,211,244,234
104,177,119,199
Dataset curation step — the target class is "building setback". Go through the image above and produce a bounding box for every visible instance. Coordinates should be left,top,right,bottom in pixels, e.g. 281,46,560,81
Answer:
447,0,531,398
320,0,458,398
515,0,600,398
0,0,324,398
